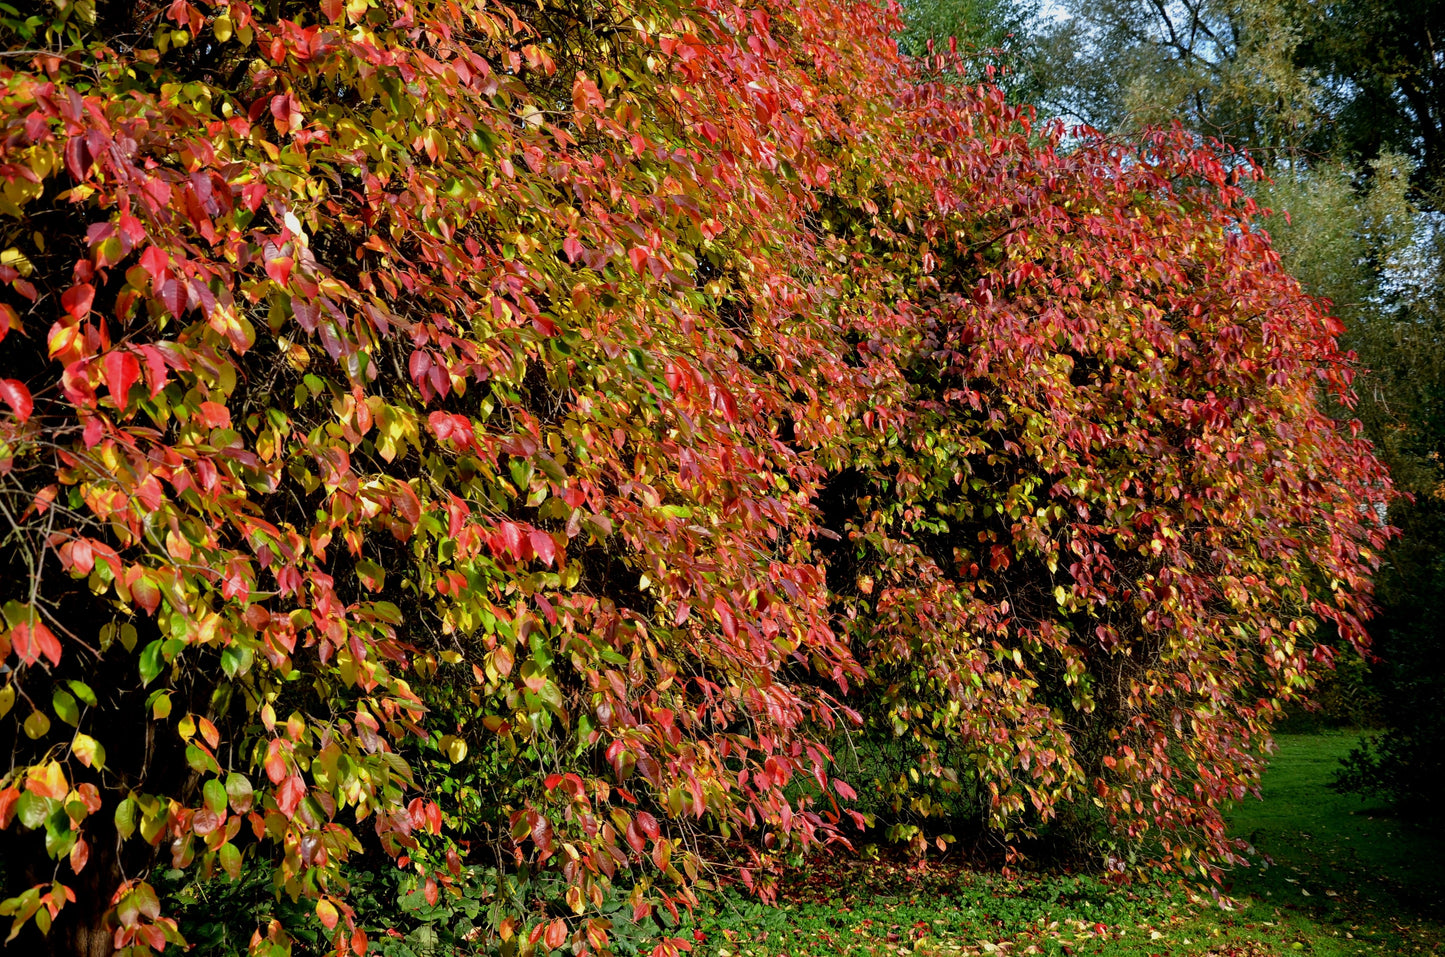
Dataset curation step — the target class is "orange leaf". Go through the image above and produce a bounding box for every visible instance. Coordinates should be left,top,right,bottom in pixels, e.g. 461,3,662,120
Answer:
544,919,568,951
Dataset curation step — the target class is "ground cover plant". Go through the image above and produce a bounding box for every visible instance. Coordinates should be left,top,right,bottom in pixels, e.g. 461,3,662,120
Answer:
0,0,1394,954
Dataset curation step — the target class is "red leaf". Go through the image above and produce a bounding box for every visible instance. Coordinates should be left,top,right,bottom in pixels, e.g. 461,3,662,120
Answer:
64,135,92,180
0,379,33,422
66,537,95,574
11,621,37,666
30,626,62,672
0,787,17,828
714,598,737,640
320,0,344,20
119,213,147,248
408,349,432,385
11,619,58,667
530,529,557,566
131,574,161,615
492,644,514,677
277,774,305,817
103,351,140,409
198,716,220,749
429,361,449,398
82,416,103,448
429,411,473,448
0,302,16,343
60,360,95,408
292,299,319,331
264,255,293,286
159,277,189,318
70,836,89,874
530,814,554,855
499,521,524,557
61,283,94,319
264,741,287,783
270,93,303,135
716,387,738,424
139,245,170,282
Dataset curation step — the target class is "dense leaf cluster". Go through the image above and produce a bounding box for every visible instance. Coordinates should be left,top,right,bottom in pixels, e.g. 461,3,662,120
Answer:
0,0,1391,954
985,0,1441,822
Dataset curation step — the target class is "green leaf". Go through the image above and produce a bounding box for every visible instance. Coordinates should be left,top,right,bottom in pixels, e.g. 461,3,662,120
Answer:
51,689,79,726
203,779,227,814
220,643,253,678
529,632,554,671
356,559,385,591
218,842,242,880
114,796,137,840
15,792,49,829
224,772,254,813
66,680,97,707
22,710,49,739
185,743,219,775
139,804,168,844
138,640,163,685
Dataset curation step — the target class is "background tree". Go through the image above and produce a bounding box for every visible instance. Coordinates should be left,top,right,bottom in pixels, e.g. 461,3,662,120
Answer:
1294,0,1445,199
896,0,1047,103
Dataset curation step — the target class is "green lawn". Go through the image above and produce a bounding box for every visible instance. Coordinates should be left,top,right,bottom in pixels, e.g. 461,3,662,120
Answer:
683,734,1444,956
1220,732,1443,955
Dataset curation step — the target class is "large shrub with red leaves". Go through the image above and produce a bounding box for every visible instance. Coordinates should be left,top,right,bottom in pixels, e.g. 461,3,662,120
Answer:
0,0,1390,954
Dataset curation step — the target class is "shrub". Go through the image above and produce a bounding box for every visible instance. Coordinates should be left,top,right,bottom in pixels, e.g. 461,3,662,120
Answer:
0,0,1390,953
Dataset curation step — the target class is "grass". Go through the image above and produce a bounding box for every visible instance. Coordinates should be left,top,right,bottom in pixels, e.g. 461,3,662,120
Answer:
684,734,1445,956
1221,732,1443,955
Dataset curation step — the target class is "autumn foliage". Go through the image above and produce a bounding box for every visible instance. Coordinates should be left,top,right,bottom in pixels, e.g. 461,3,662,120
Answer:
0,0,1391,954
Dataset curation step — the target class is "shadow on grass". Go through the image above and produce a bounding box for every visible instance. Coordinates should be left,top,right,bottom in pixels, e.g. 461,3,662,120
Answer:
1219,732,1444,952
684,733,1443,956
